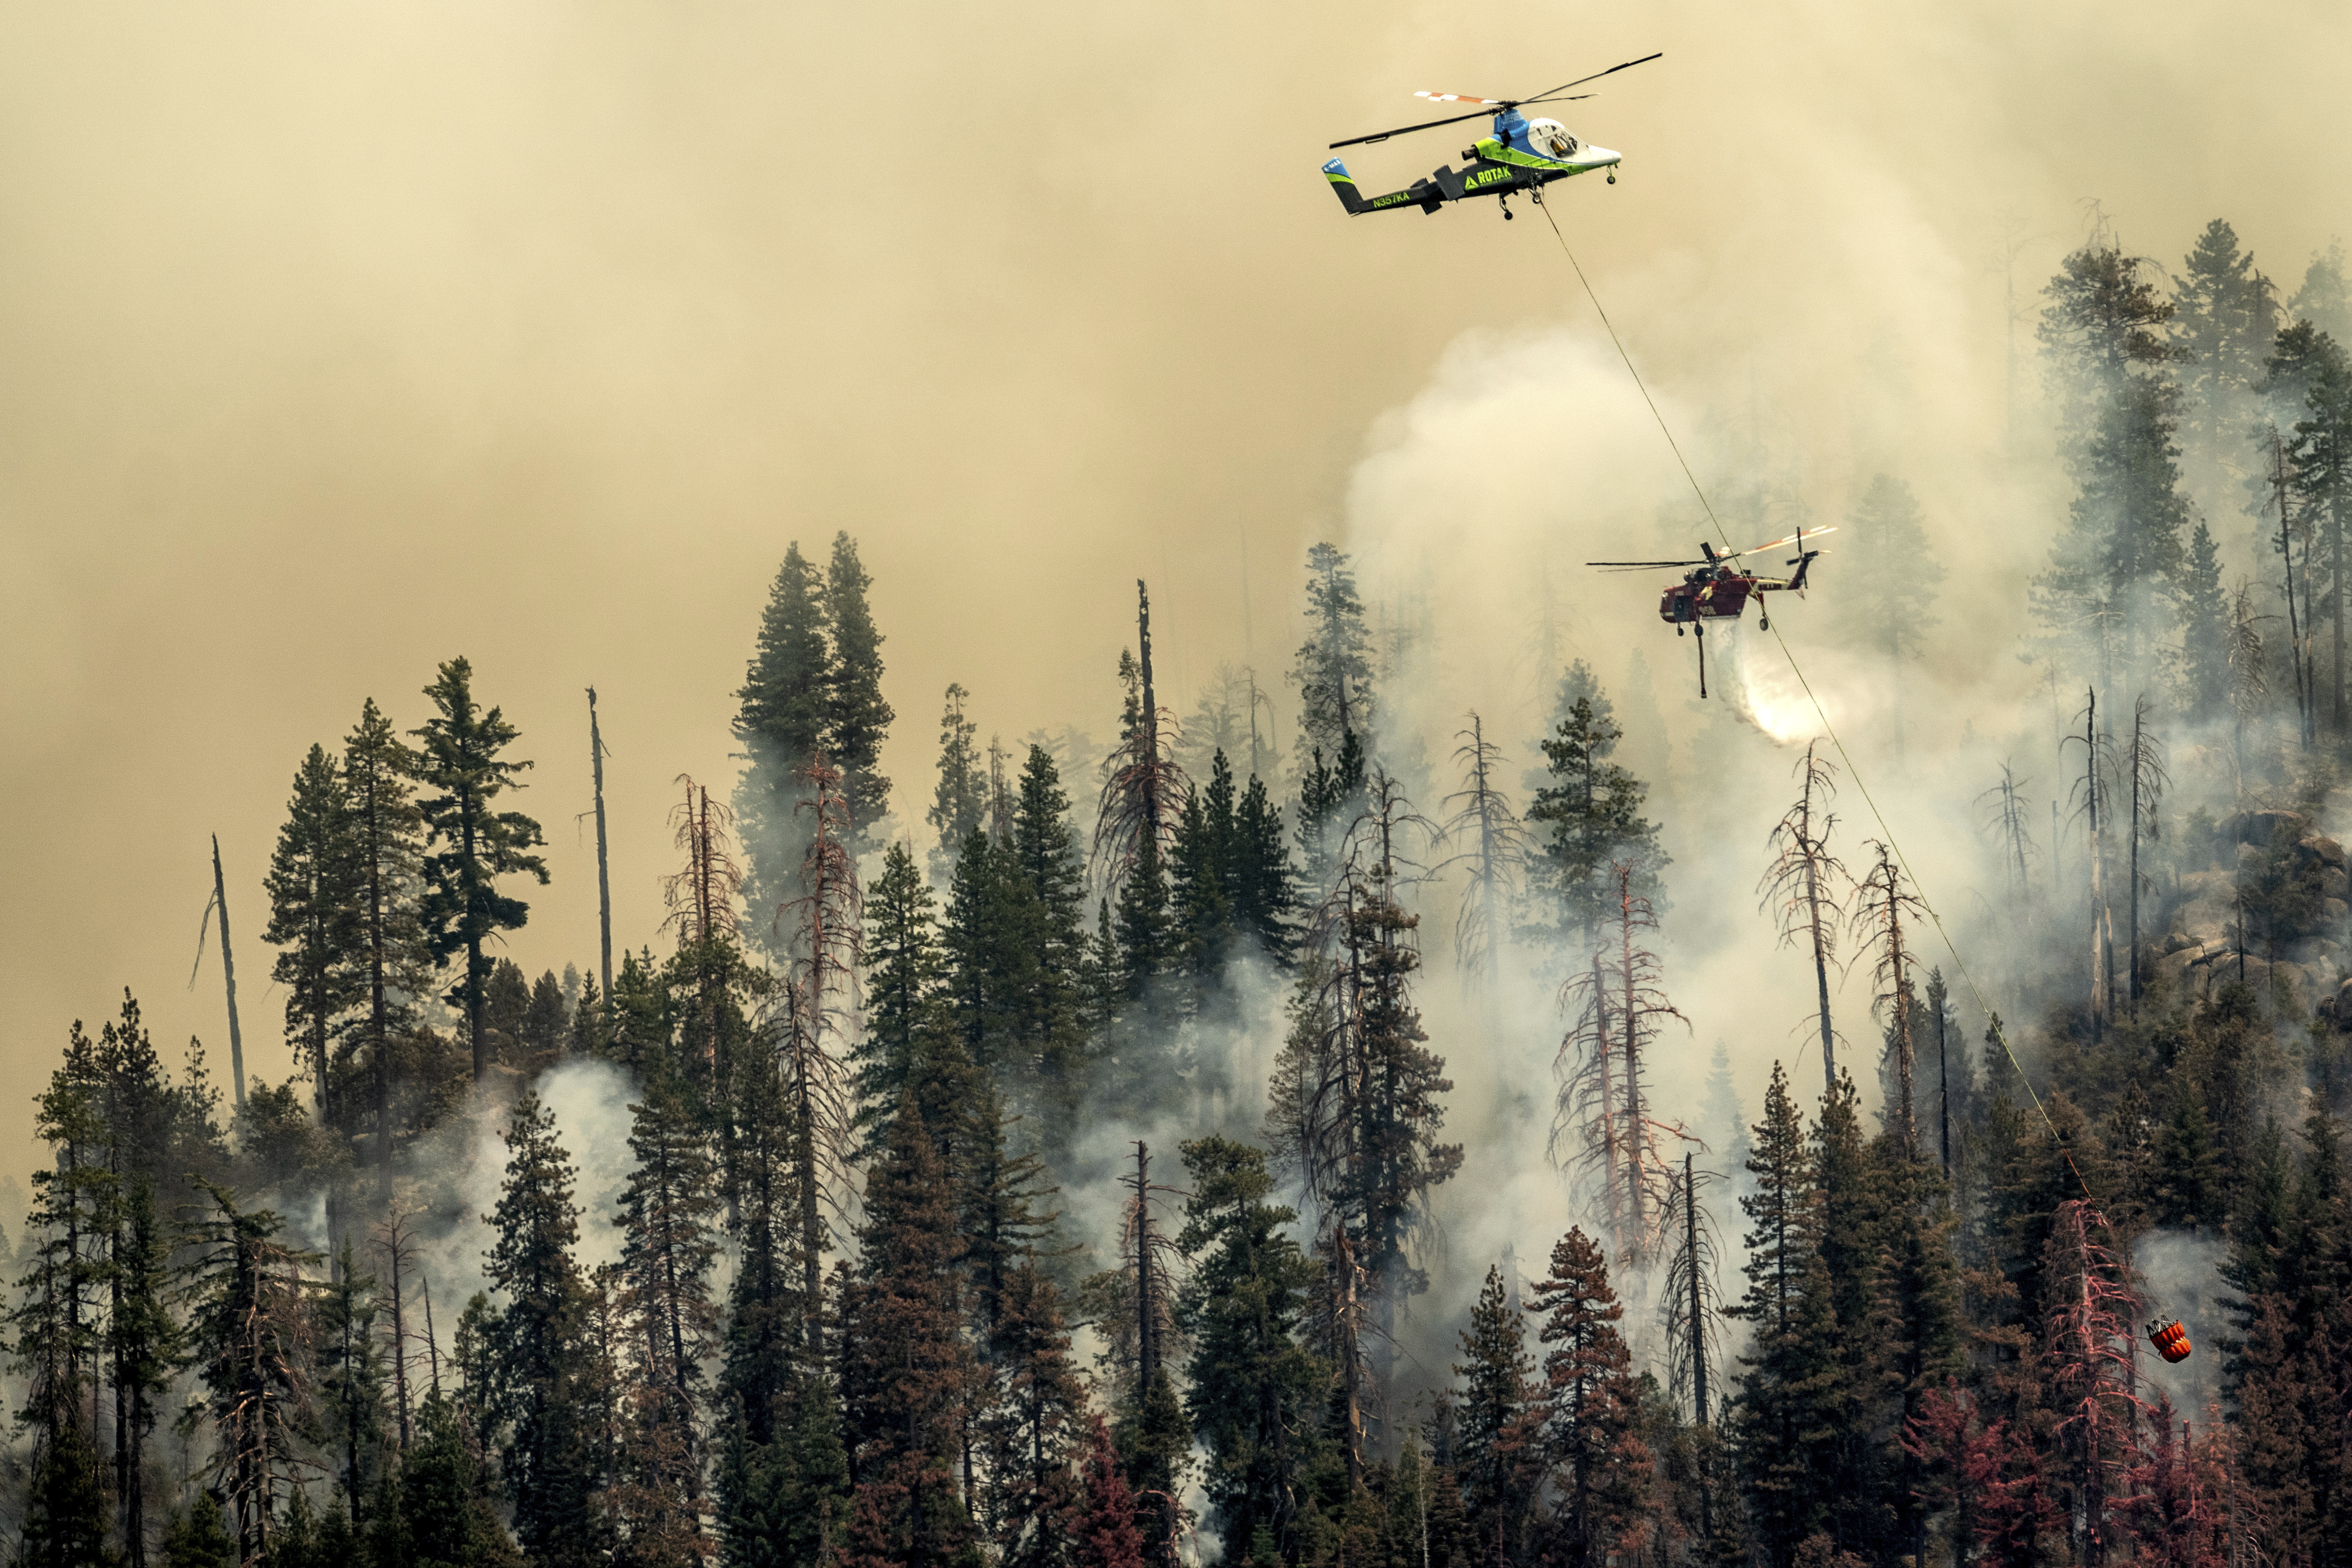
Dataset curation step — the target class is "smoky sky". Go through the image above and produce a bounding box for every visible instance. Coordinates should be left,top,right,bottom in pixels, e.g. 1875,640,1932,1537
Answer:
1,0,2346,1183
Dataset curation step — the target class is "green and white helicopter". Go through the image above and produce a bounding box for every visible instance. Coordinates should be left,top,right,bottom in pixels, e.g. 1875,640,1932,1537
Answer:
1322,53,1657,218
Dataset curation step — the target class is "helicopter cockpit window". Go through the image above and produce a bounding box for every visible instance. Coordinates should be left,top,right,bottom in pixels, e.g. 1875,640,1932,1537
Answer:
1525,118,1578,158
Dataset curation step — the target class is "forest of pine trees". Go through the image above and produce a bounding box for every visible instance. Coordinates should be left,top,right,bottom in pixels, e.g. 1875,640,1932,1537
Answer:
12,216,2352,1568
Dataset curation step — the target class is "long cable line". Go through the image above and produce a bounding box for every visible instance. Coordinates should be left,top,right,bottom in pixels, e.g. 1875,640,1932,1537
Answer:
1533,191,2091,1196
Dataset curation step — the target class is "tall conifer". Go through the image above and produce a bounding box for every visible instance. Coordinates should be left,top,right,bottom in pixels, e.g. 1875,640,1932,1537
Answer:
413,657,548,1085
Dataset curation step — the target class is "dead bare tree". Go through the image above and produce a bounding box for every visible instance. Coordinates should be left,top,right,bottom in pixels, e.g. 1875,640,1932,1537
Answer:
1977,762,2041,904
1661,1152,1726,1429
2123,697,2171,1011
1091,580,1189,900
1556,864,1694,1265
371,1204,423,1452
1758,740,1849,1099
1852,841,1930,1159
1661,1152,1727,1536
664,774,744,947
2065,691,2118,1037
1118,1140,1187,1401
1305,1218,1375,1492
2226,583,2272,800
182,1184,321,1566
588,688,615,1022
663,775,746,1078
191,835,250,1111
2264,425,2315,748
776,752,860,1356
1441,712,1530,992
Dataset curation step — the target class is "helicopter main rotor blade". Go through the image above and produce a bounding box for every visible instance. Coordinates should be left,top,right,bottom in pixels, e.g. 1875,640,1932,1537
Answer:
1520,52,1663,104
1329,55,1655,148
1587,559,1705,568
1725,524,1837,558
1329,103,1503,149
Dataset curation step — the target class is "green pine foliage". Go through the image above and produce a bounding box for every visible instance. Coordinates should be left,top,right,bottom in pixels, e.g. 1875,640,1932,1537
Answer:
1527,676,1666,951
1844,473,1943,666
480,1091,594,1565
263,741,363,1121
2031,238,2193,687
1171,750,1298,973
1174,1137,1325,1564
839,1102,982,1568
824,531,896,843
1292,543,1376,777
413,656,549,1084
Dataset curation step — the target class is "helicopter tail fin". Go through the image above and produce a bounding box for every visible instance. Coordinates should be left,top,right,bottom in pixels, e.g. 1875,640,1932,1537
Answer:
1322,159,1369,215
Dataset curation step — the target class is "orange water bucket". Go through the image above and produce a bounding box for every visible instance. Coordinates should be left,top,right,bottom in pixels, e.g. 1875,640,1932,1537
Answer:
2147,1318,2192,1364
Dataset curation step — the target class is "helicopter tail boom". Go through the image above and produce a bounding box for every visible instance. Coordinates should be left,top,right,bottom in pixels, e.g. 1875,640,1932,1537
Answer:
1322,159,1441,215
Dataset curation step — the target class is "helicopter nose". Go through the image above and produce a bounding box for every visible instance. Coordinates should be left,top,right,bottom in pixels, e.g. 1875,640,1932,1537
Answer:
1587,145,1621,166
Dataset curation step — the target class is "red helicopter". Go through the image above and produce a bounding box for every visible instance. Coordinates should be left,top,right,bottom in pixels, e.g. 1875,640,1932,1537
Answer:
1586,526,1833,696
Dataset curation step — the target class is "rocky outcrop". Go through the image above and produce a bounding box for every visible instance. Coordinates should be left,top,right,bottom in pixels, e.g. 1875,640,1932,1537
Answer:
2152,811,2345,1015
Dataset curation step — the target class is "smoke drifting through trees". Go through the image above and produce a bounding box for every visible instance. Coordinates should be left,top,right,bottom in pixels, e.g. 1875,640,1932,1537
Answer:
23,182,2352,1568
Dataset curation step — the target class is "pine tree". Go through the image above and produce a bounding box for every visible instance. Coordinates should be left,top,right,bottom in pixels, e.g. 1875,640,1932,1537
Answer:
1846,475,1944,753
839,1102,980,1568
1759,743,1848,1097
2173,219,2280,472
1452,1265,1537,1566
343,698,428,1170
1726,1064,1840,1567
1175,1137,1324,1564
780,754,863,1360
159,1493,236,1568
2031,237,2190,692
183,1182,321,1565
615,1065,722,1555
977,1260,1086,1568
1294,731,1368,901
2039,1200,2152,1563
1808,1074,1894,1552
929,684,987,884
12,1031,111,1554
2178,521,2231,722
939,825,1016,1078
396,1386,515,1568
318,1235,388,1527
1442,714,1530,991
737,542,835,928
1292,543,1375,776
1527,1228,1651,1568
823,531,896,845
482,1091,593,1565
1557,865,1689,1263
1273,776,1460,1358
857,841,945,1149
1171,754,1240,976
1069,1417,1147,1568
1004,743,1095,1116
111,1173,177,1568
413,656,549,1084
264,741,361,1123
2265,323,2352,730
2288,239,2352,340
1852,842,1928,1158
1527,691,1665,953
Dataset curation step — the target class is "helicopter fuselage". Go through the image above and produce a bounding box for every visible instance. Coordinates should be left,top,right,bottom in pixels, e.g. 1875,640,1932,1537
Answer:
1659,570,1756,624
1324,107,1620,215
